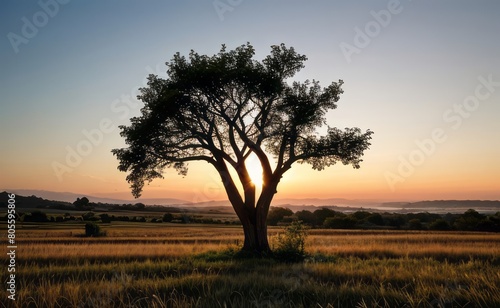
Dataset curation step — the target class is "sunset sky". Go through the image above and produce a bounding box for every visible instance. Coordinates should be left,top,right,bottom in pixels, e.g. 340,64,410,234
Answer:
1,0,499,203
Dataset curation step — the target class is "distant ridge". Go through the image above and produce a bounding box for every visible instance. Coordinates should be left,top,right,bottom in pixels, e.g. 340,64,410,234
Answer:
0,191,71,209
1,189,384,208
381,200,500,210
1,189,190,206
2,189,499,213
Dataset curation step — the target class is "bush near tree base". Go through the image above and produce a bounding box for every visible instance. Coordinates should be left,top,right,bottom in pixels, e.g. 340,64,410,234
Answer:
273,220,308,262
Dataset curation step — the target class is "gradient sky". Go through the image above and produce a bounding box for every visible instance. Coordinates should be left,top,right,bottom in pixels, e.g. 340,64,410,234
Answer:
1,0,499,203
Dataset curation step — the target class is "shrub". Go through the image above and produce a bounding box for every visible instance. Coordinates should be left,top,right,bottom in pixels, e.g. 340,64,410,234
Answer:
366,213,384,225
351,211,372,221
85,222,106,237
24,210,49,222
294,210,317,226
73,197,90,208
267,207,293,226
313,208,337,225
323,216,357,229
408,219,424,230
429,219,451,231
162,213,174,222
99,213,111,223
180,214,190,223
82,212,99,221
273,220,308,262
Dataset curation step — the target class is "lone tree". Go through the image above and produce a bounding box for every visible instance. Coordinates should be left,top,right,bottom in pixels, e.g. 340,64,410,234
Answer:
113,43,372,253
73,197,90,208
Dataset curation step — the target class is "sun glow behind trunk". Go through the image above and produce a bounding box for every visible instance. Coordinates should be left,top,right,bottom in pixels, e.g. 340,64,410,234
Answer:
245,154,263,191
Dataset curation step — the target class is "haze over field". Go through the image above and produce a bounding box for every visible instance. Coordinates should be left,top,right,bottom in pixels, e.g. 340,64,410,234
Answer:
1,1,499,202
4,189,500,215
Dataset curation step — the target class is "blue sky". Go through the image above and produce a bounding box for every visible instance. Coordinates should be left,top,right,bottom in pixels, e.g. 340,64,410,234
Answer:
1,0,499,202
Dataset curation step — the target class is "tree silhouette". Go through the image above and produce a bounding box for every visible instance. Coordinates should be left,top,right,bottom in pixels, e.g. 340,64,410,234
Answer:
73,197,89,208
112,43,373,253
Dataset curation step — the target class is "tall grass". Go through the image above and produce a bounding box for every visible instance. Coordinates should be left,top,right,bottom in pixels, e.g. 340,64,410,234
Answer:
2,225,499,307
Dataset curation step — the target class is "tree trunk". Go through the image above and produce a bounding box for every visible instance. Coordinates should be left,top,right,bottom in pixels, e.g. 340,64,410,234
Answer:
239,183,276,254
214,159,276,254
241,218,270,254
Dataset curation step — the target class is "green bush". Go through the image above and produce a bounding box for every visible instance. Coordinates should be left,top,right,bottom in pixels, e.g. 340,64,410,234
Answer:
82,211,99,221
323,216,357,229
99,213,111,223
273,220,308,262
366,213,384,225
267,207,293,226
85,222,106,237
408,218,424,230
429,219,451,231
162,213,174,222
294,210,318,226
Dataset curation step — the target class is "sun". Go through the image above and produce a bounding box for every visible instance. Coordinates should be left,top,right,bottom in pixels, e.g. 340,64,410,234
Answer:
245,155,263,188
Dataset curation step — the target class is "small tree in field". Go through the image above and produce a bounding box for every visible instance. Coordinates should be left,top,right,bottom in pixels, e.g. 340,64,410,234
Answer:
85,222,105,237
73,197,89,208
113,43,373,254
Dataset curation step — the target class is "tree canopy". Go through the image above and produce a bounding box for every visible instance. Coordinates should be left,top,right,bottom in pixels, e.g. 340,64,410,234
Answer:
112,43,373,252
73,197,90,208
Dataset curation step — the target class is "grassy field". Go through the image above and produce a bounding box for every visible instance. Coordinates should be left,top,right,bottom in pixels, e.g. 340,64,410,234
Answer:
2,223,500,307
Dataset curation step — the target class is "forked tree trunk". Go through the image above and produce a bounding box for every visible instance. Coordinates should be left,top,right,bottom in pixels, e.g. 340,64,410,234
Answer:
239,183,276,254
216,162,277,254
241,213,270,253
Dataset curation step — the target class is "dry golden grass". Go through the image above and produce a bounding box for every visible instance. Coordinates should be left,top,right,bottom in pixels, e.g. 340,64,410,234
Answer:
306,230,500,261
2,223,499,307
15,225,500,262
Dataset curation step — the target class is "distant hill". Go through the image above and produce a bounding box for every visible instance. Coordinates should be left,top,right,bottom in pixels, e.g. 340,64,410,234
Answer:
0,190,383,208
0,191,72,209
272,198,383,209
2,189,190,206
2,189,499,213
380,200,500,213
